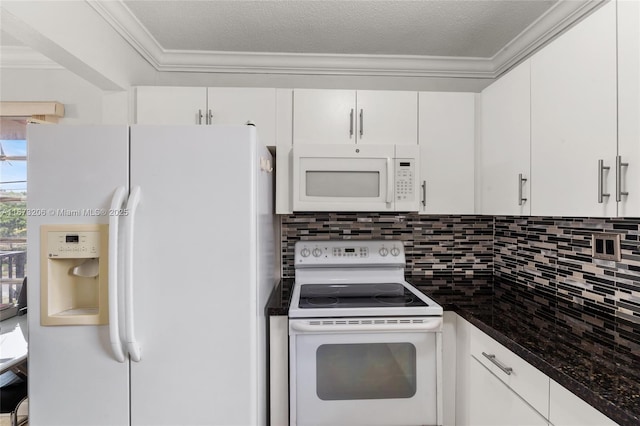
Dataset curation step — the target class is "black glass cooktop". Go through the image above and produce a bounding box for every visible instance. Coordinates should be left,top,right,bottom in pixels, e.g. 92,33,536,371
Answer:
298,283,428,309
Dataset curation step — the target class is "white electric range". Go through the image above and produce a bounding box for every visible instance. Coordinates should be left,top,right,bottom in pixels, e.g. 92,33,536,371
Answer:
288,240,443,426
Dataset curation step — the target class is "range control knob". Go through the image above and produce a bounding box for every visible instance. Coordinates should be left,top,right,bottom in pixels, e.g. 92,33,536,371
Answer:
312,248,322,257
379,247,389,257
390,247,401,257
300,248,311,257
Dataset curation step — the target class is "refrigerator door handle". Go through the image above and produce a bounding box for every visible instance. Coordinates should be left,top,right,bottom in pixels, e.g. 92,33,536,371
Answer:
124,186,142,362
108,186,127,363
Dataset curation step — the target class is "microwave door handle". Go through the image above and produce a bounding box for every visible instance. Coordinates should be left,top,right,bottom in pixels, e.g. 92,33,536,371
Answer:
386,157,393,204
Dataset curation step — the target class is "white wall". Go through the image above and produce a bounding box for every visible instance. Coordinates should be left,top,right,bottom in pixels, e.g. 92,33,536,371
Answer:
0,68,130,124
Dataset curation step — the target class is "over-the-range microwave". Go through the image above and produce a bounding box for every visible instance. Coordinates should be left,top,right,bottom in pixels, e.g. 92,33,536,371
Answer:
292,144,419,212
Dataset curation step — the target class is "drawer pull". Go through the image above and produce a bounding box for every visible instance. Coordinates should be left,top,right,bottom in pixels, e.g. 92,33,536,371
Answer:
482,352,513,375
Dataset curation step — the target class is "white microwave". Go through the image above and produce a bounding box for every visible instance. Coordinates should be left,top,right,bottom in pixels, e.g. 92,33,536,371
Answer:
292,144,419,212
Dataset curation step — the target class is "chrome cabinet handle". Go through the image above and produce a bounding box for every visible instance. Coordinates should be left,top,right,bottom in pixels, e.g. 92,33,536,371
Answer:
359,109,364,138
197,109,203,125
616,155,629,202
482,352,513,375
598,159,611,203
206,109,213,125
349,109,354,137
518,173,528,206
421,181,426,207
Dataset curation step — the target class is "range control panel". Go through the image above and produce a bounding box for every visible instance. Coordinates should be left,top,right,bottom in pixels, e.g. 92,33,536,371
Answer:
295,240,405,267
47,231,101,258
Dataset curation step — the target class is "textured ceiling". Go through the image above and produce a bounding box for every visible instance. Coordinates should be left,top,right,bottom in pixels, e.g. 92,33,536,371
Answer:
124,0,558,58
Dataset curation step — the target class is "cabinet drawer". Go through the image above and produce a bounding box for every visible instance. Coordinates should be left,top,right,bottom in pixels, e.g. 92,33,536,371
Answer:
549,379,617,426
470,326,549,418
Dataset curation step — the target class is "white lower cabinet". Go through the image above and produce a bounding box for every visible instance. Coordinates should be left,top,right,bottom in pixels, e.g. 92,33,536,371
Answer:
468,322,549,426
454,315,619,426
268,315,289,426
548,380,617,426
469,357,548,426
470,323,549,417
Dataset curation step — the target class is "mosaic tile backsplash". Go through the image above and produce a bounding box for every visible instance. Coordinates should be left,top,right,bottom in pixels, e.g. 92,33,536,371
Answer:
280,213,640,324
280,213,493,279
494,216,640,325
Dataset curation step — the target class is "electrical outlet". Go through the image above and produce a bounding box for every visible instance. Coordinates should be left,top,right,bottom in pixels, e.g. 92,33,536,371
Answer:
591,233,621,261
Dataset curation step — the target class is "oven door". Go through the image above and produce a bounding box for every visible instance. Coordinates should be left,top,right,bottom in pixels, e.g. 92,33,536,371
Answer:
292,144,396,212
289,318,442,426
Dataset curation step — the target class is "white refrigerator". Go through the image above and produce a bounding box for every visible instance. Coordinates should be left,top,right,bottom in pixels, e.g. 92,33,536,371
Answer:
26,125,276,426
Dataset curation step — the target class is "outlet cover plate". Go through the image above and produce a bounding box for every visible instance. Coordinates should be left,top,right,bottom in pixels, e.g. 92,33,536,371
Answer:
591,233,621,262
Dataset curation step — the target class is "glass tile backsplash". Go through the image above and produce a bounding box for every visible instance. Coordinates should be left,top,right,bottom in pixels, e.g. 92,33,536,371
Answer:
280,213,640,324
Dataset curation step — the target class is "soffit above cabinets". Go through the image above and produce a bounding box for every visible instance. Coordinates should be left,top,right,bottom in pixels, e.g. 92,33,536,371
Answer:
88,0,604,78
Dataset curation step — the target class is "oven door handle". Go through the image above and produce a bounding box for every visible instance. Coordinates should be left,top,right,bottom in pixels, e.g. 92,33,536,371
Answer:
290,318,442,333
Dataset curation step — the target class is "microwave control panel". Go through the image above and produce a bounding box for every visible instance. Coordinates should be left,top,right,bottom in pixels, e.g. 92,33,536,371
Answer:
395,159,415,202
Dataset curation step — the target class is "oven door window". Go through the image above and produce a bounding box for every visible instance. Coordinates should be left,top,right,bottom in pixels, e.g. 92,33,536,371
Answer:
316,343,416,400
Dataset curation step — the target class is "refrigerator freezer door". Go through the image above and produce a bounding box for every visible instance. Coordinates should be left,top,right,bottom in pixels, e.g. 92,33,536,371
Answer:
27,125,130,425
128,125,265,425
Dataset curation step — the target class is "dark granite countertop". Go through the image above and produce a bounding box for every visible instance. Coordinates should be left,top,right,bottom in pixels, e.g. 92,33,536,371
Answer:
266,276,639,425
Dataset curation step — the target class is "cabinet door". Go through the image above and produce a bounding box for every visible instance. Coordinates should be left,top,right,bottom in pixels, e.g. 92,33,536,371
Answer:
136,86,207,124
419,92,475,214
206,87,277,147
293,89,356,144
617,0,640,217
469,358,548,426
530,2,617,217
548,380,616,426
479,60,531,215
356,90,418,145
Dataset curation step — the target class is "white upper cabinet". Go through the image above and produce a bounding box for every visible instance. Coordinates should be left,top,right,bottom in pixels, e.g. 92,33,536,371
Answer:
355,90,418,145
293,89,355,144
136,86,207,125
617,0,640,217
206,87,277,146
530,2,617,217
479,60,531,216
293,89,418,145
135,86,277,146
419,92,475,214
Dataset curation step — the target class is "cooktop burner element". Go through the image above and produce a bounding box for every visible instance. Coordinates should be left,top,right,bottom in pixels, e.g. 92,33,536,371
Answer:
289,240,443,318
306,296,339,306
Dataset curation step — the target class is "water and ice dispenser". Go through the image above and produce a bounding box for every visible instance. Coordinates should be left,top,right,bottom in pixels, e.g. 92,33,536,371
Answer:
40,225,109,325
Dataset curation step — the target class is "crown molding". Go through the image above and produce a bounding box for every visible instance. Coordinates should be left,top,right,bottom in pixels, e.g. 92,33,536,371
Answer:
492,0,606,76
22,0,605,78
0,46,63,69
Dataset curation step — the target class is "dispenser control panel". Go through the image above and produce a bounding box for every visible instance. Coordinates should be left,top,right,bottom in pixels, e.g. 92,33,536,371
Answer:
47,231,101,258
